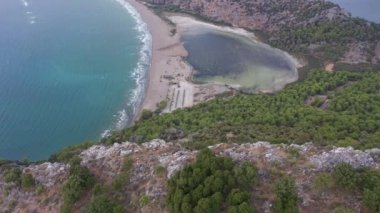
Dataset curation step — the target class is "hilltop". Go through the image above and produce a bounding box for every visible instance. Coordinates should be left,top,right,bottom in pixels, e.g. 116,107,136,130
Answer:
1,140,379,212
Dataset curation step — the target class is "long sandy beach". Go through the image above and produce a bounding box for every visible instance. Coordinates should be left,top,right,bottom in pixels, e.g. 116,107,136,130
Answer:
126,0,195,120
125,0,300,122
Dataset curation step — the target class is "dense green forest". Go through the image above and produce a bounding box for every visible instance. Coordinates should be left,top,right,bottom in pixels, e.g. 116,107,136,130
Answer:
271,18,380,61
104,70,380,150
166,150,380,212
167,149,256,213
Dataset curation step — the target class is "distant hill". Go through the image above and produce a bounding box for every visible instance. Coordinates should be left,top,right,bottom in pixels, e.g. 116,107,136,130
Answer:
145,0,380,69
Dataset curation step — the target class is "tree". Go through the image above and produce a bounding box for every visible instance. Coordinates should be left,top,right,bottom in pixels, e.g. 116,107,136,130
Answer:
86,194,123,213
274,177,299,213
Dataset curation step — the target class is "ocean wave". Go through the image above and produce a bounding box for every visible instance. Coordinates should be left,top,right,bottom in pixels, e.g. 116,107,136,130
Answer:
28,15,36,24
21,0,28,7
101,0,152,138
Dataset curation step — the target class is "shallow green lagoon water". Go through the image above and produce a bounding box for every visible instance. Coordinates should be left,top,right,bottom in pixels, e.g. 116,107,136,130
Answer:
182,29,298,92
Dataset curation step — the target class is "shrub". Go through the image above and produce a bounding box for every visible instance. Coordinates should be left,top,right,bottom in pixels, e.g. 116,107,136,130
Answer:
139,195,151,207
332,206,355,213
112,158,133,191
86,194,123,213
36,185,44,194
62,157,94,211
332,164,380,212
155,165,165,177
313,172,334,190
49,142,95,163
274,177,299,213
333,163,358,190
141,109,153,121
156,100,168,113
4,168,22,185
21,173,35,189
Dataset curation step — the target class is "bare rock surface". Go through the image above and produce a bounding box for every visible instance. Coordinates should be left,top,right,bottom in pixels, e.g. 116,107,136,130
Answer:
1,140,379,212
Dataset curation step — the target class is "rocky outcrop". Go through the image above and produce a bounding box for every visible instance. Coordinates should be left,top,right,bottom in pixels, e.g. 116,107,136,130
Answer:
1,140,379,212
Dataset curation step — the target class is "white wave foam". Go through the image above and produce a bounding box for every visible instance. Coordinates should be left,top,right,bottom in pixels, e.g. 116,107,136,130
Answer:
101,0,152,138
21,0,28,7
27,14,36,24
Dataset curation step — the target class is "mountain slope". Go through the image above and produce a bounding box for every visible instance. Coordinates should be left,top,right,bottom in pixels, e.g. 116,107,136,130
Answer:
145,0,380,67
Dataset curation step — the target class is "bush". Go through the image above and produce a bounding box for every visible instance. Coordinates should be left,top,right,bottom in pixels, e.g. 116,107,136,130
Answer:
332,163,380,212
332,206,354,213
313,172,334,190
333,163,358,190
112,158,133,191
49,142,95,163
21,173,35,189
141,109,153,121
139,195,151,207
155,165,165,177
36,185,44,194
166,149,256,213
274,177,299,213
62,157,95,211
86,194,123,213
156,100,168,113
4,168,22,185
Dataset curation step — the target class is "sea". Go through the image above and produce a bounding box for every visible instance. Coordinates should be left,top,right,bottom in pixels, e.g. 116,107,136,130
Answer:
0,0,151,160
329,0,380,23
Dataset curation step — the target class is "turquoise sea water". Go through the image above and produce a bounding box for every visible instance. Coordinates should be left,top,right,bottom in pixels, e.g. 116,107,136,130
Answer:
0,0,150,160
329,0,380,23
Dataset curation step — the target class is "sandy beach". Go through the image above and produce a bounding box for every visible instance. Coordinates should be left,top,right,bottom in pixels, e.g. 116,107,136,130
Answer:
126,0,193,119
126,0,231,121
125,0,301,121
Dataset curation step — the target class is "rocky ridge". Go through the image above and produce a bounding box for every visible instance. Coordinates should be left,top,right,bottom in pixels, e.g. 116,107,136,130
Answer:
1,139,379,212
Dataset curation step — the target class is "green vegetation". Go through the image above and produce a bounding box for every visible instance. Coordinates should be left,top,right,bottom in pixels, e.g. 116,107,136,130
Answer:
271,18,380,61
83,158,134,212
141,109,154,121
83,158,134,213
166,149,256,213
21,173,35,189
3,166,37,190
332,206,355,213
139,195,151,207
155,165,165,177
112,158,133,191
86,194,123,213
156,100,168,113
104,71,380,150
274,177,299,213
4,167,22,185
313,172,334,190
333,163,380,212
49,141,95,163
62,157,95,212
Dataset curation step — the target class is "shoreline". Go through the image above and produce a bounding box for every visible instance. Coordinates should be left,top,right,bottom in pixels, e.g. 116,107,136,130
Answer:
125,0,194,121
125,0,304,122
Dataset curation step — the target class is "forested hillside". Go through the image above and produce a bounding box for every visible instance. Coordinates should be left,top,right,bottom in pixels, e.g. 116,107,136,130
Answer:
145,0,380,66
105,71,380,150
